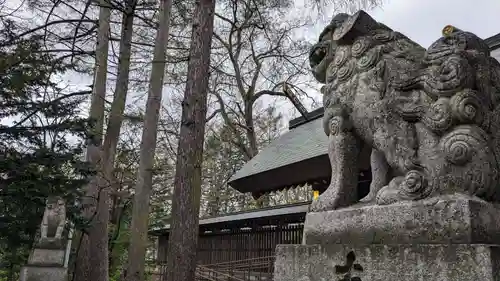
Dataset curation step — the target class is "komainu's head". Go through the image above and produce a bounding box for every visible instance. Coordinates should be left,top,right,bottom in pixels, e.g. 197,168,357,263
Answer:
46,196,65,210
309,13,348,83
309,10,392,84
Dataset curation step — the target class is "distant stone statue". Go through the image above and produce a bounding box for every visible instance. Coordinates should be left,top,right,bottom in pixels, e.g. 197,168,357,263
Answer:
40,196,66,241
309,10,500,211
20,196,68,281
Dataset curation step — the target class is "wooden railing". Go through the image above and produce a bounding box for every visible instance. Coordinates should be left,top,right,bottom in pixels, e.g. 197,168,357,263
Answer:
150,256,275,281
196,256,274,281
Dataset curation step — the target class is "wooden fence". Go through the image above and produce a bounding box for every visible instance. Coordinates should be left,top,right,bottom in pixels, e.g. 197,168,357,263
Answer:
196,223,303,266
153,223,303,280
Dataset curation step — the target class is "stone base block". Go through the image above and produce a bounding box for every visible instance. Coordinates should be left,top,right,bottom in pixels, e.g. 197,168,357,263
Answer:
274,244,500,281
28,248,65,266
20,265,67,281
304,196,500,245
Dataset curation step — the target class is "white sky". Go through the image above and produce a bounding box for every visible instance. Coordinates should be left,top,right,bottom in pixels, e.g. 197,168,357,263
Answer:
368,0,500,47
302,0,500,46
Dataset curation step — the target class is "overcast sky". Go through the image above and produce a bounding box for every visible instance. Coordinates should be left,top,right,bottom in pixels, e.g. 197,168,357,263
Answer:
302,0,500,48
366,0,500,47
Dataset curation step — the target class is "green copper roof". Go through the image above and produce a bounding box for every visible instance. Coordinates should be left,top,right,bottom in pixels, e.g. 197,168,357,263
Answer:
228,115,327,185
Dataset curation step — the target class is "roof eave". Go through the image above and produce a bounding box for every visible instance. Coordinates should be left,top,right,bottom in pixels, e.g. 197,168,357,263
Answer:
227,154,331,195
149,201,311,236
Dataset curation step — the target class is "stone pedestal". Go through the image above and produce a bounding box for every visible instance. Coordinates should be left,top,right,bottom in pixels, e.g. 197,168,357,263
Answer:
274,196,500,281
274,244,500,281
20,265,67,281
20,239,67,281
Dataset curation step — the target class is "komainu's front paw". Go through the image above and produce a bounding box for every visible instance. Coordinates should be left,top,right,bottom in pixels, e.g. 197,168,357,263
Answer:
376,170,432,205
375,176,405,205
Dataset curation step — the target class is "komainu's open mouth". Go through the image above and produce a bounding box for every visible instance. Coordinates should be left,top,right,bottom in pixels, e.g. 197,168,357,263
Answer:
309,40,332,84
309,13,349,84
309,43,328,68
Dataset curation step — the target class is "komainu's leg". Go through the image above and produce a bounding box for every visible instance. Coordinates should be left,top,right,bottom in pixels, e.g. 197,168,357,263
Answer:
360,148,390,202
55,222,64,239
40,224,48,238
40,215,48,238
311,116,360,212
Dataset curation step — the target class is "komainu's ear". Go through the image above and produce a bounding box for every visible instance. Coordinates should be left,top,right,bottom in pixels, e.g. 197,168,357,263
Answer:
332,10,379,41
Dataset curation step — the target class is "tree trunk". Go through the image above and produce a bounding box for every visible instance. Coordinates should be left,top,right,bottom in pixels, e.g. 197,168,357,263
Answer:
244,104,258,160
123,0,172,280
164,0,216,280
242,101,271,207
73,1,110,280
87,0,138,280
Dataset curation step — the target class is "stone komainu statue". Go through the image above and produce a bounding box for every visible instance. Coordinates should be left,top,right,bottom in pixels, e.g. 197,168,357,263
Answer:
40,196,66,240
309,10,500,211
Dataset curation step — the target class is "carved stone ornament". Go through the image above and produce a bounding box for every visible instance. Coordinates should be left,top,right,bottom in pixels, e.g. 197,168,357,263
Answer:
309,10,500,211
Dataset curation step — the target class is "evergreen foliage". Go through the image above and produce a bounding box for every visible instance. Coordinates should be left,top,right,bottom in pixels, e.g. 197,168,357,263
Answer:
0,20,93,279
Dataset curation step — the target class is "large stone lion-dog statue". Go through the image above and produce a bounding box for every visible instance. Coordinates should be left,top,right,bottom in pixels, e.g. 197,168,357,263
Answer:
309,10,500,211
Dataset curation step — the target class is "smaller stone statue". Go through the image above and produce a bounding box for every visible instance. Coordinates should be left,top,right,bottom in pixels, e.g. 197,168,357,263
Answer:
40,196,66,241
20,196,68,281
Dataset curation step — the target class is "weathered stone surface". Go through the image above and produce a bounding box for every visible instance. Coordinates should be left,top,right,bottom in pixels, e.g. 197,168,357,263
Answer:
303,195,500,245
274,244,500,281
20,265,67,281
308,10,500,211
28,248,65,267
278,9,500,281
